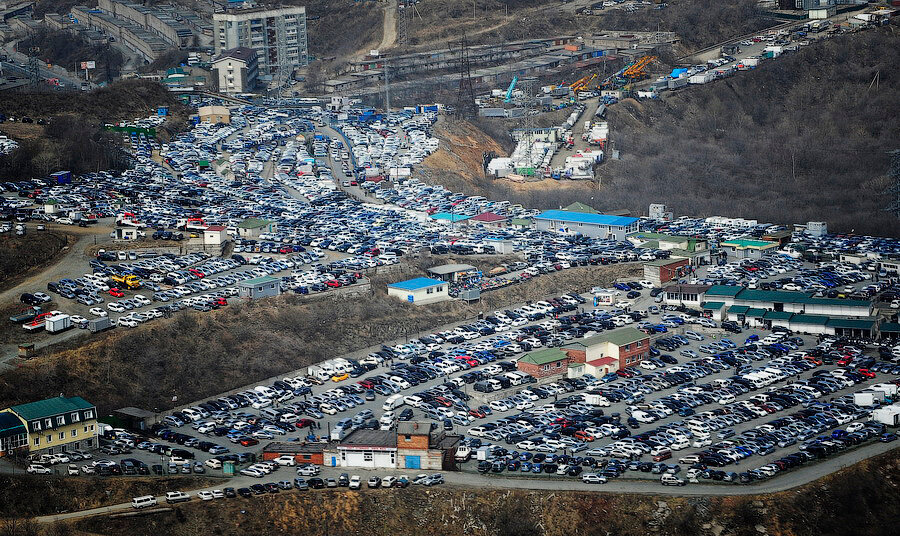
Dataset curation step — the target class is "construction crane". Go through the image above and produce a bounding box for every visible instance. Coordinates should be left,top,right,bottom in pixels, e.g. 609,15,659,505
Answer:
503,76,518,103
623,55,656,80
570,73,597,93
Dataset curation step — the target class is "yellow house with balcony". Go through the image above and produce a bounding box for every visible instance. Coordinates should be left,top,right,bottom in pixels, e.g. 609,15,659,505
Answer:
2,396,99,455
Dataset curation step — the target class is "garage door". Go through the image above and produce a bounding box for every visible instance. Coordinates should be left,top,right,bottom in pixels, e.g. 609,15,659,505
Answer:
404,455,420,469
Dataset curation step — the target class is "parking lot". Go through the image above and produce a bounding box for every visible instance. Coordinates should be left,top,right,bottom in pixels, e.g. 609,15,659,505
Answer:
3,97,900,502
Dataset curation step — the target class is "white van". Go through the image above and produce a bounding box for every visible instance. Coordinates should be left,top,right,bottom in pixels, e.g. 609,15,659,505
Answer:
132,495,158,509
382,394,405,411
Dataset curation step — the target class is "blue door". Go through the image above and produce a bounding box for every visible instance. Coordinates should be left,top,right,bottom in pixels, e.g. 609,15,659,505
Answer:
405,455,421,469
331,456,336,467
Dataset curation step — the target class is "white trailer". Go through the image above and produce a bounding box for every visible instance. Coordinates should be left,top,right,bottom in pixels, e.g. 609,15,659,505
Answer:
45,313,72,333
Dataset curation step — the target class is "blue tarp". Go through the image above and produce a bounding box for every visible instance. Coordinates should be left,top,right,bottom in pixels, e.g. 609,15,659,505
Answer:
671,68,688,78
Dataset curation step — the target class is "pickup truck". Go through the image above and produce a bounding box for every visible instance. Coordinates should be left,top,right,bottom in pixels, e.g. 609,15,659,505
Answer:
9,306,41,323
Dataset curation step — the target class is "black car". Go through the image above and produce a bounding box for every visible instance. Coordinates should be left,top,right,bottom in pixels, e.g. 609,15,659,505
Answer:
308,477,326,489
224,487,237,498
237,488,252,498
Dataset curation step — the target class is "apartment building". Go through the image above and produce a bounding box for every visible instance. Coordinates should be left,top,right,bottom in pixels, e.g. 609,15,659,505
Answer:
213,6,308,79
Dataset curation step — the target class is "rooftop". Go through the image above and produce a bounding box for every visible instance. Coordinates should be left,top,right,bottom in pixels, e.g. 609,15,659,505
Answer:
387,277,445,291
213,46,257,63
720,238,779,249
518,348,569,366
644,258,687,267
561,201,598,214
430,212,470,222
535,209,639,227
471,212,507,222
427,264,476,275
10,396,94,422
397,421,432,436
586,357,618,367
340,429,396,448
239,275,280,286
262,441,325,453
577,326,648,348
0,412,25,440
237,217,272,229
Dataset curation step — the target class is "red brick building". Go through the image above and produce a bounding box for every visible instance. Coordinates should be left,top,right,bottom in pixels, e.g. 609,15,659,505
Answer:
516,348,572,379
563,327,650,370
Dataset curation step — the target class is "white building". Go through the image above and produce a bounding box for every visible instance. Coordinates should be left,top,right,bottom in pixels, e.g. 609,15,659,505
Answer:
387,277,448,305
212,46,259,94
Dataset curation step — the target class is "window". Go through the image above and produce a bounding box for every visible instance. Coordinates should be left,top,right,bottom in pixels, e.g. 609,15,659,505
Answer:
363,451,373,462
84,426,89,433
84,410,93,420
44,419,52,429
59,432,65,441
426,287,433,295
33,437,40,446
56,416,65,426
71,430,77,438
31,422,41,432
46,435,52,443
71,413,80,423
86,438,92,447
404,435,411,442
542,364,550,371
89,425,94,431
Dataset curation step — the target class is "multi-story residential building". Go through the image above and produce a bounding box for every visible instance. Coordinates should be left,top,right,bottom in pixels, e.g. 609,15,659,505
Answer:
213,6,308,79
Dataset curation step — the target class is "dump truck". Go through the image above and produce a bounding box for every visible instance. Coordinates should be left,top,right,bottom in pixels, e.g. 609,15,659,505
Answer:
111,274,141,289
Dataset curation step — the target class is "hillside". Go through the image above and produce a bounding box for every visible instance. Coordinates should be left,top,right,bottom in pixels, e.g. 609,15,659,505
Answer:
0,79,187,180
0,263,638,414
69,448,900,536
431,29,900,236
596,28,900,236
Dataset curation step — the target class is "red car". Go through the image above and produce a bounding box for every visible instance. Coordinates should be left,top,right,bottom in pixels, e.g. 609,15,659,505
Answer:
857,369,875,379
109,288,124,297
324,280,341,288
215,298,227,306
240,438,259,447
468,408,486,418
357,380,375,389
294,419,316,429
189,268,205,278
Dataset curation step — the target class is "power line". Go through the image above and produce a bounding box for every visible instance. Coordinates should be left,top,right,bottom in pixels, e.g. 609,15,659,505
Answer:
452,33,476,119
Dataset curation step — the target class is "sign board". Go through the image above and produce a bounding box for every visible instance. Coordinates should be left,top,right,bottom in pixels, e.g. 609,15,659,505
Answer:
80,61,96,69
407,295,414,303
157,106,168,116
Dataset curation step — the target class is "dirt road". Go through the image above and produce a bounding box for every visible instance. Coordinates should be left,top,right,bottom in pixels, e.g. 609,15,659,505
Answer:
378,0,398,52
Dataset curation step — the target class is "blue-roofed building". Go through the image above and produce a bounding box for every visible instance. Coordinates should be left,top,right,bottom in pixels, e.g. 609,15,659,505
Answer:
387,277,448,305
430,212,471,224
533,210,640,240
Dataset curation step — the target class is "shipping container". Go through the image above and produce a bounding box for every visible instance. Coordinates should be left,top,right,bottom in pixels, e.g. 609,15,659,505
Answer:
45,313,72,333
668,77,689,90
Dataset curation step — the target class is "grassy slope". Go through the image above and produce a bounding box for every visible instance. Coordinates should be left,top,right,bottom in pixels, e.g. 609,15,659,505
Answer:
0,263,638,414
70,448,900,536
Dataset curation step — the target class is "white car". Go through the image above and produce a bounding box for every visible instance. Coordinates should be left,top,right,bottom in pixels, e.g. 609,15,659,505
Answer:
108,303,126,313
381,476,397,488
239,468,264,478
273,455,297,466
118,318,138,328
197,491,214,501
89,307,108,317
27,464,51,475
348,475,361,490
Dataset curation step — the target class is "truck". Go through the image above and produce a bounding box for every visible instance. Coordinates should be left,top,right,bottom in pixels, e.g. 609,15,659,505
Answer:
585,393,611,407
854,390,884,407
23,312,54,332
9,306,41,323
88,317,112,333
667,77,689,90
45,313,72,333
111,274,141,289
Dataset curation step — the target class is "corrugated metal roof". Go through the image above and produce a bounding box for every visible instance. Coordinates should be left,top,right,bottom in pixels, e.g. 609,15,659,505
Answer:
387,277,444,291
705,285,742,297
534,210,639,227
10,396,94,422
0,413,25,439
518,348,569,365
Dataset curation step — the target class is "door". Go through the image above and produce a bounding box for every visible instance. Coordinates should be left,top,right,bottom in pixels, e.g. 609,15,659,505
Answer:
331,456,336,467
405,455,421,469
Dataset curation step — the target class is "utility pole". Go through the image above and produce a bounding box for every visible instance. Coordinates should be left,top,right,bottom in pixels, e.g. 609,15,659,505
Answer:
384,62,390,117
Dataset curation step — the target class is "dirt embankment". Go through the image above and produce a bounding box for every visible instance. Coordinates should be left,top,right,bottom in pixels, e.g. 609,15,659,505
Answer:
68,448,900,536
0,475,212,519
0,232,72,288
0,262,638,413
424,118,508,180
